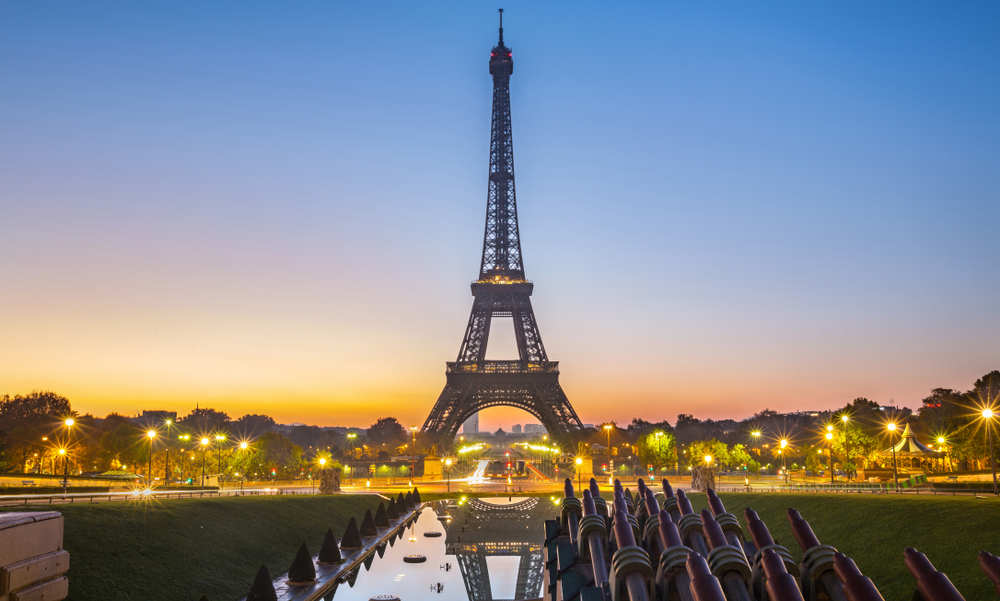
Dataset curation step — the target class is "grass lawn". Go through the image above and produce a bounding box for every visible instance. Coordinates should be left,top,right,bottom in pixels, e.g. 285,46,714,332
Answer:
1,493,385,601
692,492,1000,601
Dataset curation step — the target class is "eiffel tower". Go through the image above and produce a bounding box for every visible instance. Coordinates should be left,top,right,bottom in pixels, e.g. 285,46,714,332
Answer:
421,11,584,448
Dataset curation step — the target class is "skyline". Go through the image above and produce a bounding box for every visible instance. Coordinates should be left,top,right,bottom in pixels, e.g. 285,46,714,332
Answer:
2,2,999,430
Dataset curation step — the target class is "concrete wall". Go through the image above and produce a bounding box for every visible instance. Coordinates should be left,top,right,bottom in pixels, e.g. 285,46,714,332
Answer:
0,512,68,601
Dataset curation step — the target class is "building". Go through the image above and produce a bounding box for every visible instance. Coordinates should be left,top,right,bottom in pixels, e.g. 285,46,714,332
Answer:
463,412,479,435
512,424,522,434
524,424,546,434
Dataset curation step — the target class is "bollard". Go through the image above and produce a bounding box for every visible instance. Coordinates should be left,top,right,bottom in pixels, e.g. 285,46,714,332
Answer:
340,516,363,549
762,548,805,601
287,542,317,585
786,509,847,601
700,510,753,601
590,478,609,517
655,509,696,601
318,528,343,564
744,508,799,600
903,548,966,601
245,564,278,601
833,553,885,601
675,490,710,557
662,479,680,522
705,489,747,554
611,509,653,601
581,489,610,587
978,551,1000,597
686,552,727,601
642,489,662,555
562,478,583,551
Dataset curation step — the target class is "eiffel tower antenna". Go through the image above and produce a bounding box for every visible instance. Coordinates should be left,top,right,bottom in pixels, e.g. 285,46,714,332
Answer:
421,14,584,448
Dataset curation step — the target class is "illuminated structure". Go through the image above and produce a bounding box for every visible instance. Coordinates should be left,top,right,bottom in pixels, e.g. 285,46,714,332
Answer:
421,12,584,447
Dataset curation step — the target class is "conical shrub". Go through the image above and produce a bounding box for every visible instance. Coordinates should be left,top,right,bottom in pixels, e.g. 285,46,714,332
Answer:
246,565,277,601
340,516,363,549
359,509,378,537
287,542,316,584
404,491,414,508
374,502,390,527
318,528,343,563
364,553,375,570
347,568,359,587
386,497,400,520
397,492,408,510
412,488,421,504
376,542,386,559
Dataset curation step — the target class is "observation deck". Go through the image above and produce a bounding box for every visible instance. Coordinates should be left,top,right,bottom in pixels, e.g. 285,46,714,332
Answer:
446,361,559,374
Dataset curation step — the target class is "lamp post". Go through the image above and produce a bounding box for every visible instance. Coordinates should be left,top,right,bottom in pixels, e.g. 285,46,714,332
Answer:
58,448,68,494
214,434,226,488
445,458,452,493
347,432,357,485
779,439,788,485
179,434,190,483
240,442,249,490
983,409,997,496
62,418,75,493
604,424,613,465
575,457,583,492
751,431,762,478
164,419,172,484
146,430,156,485
825,430,834,485
317,457,326,493
704,454,713,487
200,437,210,488
410,427,417,482
887,423,899,493
937,436,949,473
841,415,851,481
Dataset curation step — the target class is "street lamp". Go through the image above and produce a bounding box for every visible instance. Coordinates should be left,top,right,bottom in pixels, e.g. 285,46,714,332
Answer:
445,458,452,493
604,425,613,465
146,430,156,485
982,409,997,496
61,418,75,493
200,437,210,488
887,423,899,492
575,456,584,492
240,442,249,490
164,419,173,485
58,448,68,494
214,434,226,488
779,439,788,485
347,432,357,484
825,431,834,485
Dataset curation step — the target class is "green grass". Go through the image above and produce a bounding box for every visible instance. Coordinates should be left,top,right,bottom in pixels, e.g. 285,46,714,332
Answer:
2,493,384,601
691,492,1000,601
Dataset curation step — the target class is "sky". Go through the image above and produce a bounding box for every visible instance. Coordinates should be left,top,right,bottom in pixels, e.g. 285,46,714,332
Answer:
2,2,998,430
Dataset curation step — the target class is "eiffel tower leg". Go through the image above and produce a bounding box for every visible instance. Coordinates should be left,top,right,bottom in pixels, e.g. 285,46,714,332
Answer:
511,293,547,362
457,292,494,363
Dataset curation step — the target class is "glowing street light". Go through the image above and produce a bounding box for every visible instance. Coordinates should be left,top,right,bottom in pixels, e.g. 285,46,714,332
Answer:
346,432,357,484
146,430,157,484
779,439,789,485
825,431,834,484
239,441,250,491
200,437,210,488
58,448,69,494
982,409,998,495
61,418,75,493
64,418,75,427
575,456,584,492
887,423,899,492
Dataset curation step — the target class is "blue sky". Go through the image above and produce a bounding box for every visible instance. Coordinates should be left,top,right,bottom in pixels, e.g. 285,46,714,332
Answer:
2,2,998,427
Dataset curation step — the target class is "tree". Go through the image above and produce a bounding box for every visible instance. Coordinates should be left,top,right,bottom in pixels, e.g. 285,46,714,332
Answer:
180,408,231,434
234,414,276,437
0,391,73,473
252,432,304,479
635,431,677,476
728,444,759,474
686,439,729,470
366,417,406,447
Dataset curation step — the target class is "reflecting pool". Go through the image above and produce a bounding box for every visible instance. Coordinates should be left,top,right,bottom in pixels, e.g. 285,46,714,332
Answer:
335,497,550,601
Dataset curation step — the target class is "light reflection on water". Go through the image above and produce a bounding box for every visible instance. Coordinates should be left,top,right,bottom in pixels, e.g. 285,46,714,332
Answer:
334,497,548,601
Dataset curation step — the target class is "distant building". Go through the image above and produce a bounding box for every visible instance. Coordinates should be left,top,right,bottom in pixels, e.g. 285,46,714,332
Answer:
463,412,479,435
524,424,546,434
512,424,522,434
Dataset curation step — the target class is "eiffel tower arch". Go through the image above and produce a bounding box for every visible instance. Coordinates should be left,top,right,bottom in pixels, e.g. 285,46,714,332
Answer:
422,12,585,449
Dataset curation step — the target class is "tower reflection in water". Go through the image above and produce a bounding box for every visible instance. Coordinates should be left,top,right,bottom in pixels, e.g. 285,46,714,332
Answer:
334,497,547,601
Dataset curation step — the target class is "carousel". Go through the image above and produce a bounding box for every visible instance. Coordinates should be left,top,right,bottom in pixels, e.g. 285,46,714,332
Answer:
878,423,947,473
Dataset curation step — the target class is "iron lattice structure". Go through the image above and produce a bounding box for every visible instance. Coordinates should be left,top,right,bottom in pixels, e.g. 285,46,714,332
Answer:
422,13,584,448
